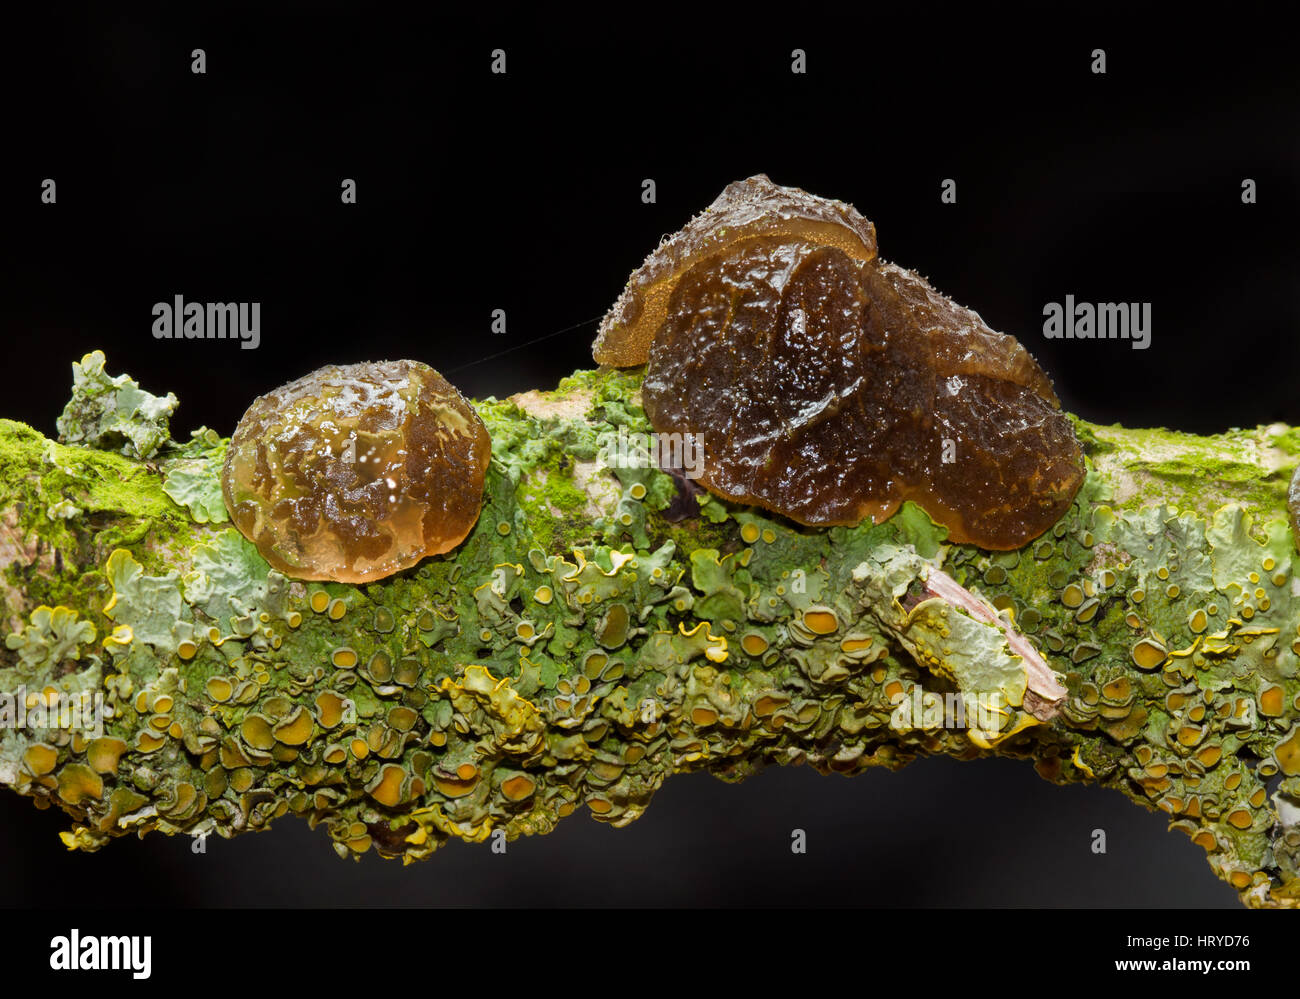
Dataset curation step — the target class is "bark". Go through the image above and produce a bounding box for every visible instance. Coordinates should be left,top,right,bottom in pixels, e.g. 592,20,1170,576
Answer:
2,352,1299,907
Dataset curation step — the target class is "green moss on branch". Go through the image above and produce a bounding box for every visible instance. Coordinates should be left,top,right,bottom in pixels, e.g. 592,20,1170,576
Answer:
3,354,1300,908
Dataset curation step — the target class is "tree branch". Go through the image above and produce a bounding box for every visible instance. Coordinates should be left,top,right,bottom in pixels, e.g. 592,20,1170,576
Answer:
2,353,1299,907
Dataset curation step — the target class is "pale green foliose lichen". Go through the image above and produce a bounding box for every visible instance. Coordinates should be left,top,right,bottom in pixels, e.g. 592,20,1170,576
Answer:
4,605,96,672
55,350,178,460
160,428,229,524
3,355,1300,908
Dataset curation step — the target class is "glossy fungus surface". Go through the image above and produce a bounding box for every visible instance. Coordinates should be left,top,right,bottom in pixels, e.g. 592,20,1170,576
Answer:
601,175,1084,549
593,174,878,368
223,360,490,582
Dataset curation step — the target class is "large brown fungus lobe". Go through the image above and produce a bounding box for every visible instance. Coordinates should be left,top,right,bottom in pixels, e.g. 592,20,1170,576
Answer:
223,360,490,582
596,175,1085,549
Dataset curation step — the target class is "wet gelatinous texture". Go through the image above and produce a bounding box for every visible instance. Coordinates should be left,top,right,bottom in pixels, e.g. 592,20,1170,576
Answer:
619,177,1085,549
222,360,490,582
593,174,878,368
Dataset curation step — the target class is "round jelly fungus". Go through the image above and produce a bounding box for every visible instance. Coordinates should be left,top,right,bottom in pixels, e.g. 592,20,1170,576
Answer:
222,359,491,582
598,175,1084,550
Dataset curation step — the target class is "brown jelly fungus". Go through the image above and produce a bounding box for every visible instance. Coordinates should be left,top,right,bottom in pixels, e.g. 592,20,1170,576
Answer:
594,175,878,368
223,360,491,581
596,175,1084,549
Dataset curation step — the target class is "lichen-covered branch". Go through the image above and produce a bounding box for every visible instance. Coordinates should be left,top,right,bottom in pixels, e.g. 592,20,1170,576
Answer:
4,353,1300,908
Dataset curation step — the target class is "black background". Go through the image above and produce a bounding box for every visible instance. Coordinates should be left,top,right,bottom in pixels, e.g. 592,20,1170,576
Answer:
2,7,1295,908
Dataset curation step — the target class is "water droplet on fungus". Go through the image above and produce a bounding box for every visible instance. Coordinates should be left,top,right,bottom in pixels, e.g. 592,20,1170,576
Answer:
222,360,490,582
593,174,879,368
598,176,1083,549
